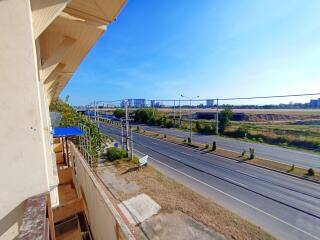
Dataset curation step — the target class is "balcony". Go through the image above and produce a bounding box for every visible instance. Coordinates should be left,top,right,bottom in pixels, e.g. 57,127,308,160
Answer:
17,137,135,240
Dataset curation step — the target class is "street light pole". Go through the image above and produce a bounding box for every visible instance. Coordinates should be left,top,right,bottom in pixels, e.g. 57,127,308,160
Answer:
189,99,192,142
173,100,176,128
181,94,199,143
216,98,219,135
179,99,182,127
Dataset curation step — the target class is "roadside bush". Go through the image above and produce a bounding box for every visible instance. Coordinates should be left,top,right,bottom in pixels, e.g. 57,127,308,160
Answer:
307,168,315,176
249,148,255,159
212,141,217,151
241,149,246,158
148,117,156,125
132,155,140,164
107,147,127,161
136,126,140,132
164,134,167,139
288,164,295,172
165,120,174,128
195,121,201,131
205,143,209,149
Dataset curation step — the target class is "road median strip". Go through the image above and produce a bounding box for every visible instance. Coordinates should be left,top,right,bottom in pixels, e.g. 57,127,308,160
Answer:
100,121,320,183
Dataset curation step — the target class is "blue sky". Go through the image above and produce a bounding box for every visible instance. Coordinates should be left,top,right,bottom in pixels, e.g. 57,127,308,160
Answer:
61,0,320,106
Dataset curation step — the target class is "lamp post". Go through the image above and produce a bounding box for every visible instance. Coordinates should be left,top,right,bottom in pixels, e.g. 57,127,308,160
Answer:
181,94,199,143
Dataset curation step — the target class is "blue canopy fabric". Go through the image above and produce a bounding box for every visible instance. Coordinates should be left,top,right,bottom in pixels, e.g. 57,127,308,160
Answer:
52,127,84,138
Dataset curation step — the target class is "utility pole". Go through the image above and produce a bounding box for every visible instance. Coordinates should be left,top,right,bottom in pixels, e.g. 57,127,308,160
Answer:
173,100,176,128
130,126,133,161
216,98,219,135
125,101,130,152
121,119,124,149
189,99,192,142
94,101,97,122
152,100,155,117
179,99,182,127
181,94,199,143
97,104,100,130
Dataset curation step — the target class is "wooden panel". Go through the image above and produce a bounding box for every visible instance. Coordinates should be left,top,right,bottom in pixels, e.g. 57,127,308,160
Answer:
58,168,72,184
53,199,84,223
56,152,64,164
31,0,69,39
53,143,63,153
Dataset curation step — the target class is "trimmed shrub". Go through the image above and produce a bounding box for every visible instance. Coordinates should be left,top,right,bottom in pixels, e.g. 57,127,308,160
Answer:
241,149,246,157
307,168,315,176
205,143,209,149
212,141,217,151
249,148,255,159
165,121,174,128
164,134,167,139
132,156,140,164
107,147,127,161
289,164,295,172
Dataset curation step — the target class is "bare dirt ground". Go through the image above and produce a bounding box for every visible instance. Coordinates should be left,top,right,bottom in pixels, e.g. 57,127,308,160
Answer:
100,160,276,240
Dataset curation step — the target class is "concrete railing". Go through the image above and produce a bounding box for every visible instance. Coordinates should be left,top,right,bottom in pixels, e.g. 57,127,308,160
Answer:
69,143,135,240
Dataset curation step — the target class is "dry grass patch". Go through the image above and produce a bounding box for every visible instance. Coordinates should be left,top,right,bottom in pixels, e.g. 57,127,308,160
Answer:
109,161,276,240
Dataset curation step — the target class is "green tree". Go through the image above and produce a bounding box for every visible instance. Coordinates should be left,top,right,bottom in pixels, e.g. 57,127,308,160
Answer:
133,109,153,123
219,108,233,133
113,108,125,119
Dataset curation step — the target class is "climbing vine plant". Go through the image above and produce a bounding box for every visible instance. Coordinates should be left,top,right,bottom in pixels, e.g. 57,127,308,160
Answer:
50,100,102,161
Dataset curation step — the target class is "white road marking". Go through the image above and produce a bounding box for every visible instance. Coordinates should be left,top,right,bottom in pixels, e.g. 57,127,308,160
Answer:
223,177,248,188
181,152,192,156
134,149,320,240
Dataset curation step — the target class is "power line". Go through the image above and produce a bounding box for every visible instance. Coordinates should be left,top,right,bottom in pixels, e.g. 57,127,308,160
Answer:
141,92,320,102
88,92,320,105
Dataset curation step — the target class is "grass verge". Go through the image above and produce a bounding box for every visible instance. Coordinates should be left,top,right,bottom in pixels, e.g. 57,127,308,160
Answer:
107,160,276,240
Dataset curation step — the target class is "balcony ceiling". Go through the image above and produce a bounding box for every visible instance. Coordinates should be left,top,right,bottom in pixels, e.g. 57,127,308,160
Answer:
32,0,126,101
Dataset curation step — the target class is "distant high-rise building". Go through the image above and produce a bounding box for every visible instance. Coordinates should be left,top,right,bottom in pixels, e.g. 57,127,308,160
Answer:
134,99,146,108
121,99,133,108
206,99,215,108
150,100,155,108
309,99,320,108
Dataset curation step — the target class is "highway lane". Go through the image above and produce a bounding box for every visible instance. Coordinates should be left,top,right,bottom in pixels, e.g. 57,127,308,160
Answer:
138,124,320,170
100,124,320,240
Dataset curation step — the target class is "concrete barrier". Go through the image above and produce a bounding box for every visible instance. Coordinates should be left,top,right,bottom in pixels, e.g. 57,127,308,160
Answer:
69,143,135,240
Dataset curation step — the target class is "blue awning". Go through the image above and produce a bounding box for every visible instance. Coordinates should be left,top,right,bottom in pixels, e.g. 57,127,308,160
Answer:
52,127,84,138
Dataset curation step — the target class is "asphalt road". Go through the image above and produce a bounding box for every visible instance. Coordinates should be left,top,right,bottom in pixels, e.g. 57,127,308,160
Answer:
100,124,320,240
137,124,320,170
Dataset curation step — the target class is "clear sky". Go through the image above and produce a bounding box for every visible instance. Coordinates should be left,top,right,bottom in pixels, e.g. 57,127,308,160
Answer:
61,0,320,106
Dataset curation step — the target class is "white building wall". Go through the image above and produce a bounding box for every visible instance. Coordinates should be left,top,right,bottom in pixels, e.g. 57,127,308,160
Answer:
0,0,50,221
